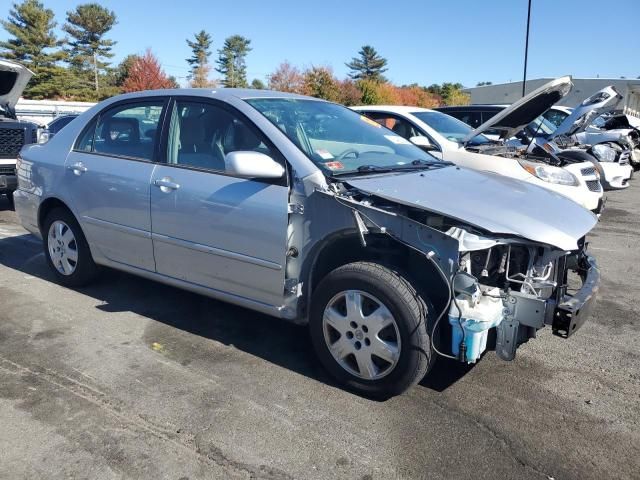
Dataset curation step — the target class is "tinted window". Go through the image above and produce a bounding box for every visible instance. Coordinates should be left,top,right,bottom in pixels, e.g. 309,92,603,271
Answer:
166,100,274,172
457,111,482,128
49,115,76,134
78,101,164,160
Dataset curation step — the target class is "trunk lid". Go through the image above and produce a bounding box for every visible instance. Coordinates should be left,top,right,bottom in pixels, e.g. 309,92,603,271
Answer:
0,59,33,112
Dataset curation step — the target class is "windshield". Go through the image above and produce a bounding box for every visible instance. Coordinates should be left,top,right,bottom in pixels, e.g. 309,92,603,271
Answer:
411,110,492,145
245,98,442,175
526,115,559,137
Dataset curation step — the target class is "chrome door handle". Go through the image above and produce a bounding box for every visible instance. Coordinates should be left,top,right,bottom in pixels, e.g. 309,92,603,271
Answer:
68,162,88,175
153,178,180,192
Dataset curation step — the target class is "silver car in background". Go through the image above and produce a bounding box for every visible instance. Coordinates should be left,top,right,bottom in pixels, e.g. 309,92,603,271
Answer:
14,89,600,398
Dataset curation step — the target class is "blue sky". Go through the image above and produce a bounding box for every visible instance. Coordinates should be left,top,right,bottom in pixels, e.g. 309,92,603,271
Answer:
2,0,639,86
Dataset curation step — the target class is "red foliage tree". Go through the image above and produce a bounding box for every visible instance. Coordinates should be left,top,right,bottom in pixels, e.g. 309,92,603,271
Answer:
122,49,174,92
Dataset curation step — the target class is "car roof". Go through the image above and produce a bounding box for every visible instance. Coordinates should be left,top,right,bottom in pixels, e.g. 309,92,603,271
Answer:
103,88,318,103
351,105,437,114
436,105,508,111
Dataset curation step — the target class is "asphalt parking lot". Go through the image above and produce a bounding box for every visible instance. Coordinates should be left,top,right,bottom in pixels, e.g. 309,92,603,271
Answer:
0,187,638,480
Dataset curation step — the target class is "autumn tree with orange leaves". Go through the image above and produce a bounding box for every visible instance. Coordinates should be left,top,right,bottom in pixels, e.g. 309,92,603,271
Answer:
122,49,175,92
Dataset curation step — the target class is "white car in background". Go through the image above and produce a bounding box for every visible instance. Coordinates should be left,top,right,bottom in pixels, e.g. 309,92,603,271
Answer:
529,87,635,189
352,78,604,214
544,102,640,171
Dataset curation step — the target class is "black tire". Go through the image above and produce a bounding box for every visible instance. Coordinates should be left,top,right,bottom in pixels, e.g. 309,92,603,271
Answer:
309,262,433,399
6,191,14,208
43,208,99,287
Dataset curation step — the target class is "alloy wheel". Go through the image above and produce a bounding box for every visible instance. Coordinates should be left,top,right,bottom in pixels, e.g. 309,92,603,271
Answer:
322,290,401,380
47,220,78,276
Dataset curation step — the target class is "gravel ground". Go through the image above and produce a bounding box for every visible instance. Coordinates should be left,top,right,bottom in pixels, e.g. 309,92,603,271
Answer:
0,187,638,480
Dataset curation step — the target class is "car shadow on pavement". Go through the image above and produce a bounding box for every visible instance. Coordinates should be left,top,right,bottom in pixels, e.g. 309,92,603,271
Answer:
0,231,470,396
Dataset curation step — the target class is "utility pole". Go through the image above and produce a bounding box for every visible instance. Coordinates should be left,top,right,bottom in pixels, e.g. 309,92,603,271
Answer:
522,0,532,97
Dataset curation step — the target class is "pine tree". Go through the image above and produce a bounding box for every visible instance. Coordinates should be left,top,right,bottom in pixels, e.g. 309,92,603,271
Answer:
0,0,68,99
215,35,251,88
63,3,117,93
186,30,213,87
346,45,388,82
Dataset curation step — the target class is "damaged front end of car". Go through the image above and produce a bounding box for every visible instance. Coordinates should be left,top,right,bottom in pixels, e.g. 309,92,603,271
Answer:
447,231,599,362
293,170,600,365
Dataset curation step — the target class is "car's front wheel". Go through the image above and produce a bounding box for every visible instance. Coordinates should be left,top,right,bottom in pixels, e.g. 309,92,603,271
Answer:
310,262,433,398
43,208,99,287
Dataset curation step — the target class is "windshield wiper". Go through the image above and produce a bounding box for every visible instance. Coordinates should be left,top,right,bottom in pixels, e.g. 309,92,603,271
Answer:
332,160,450,177
391,159,451,171
356,165,393,173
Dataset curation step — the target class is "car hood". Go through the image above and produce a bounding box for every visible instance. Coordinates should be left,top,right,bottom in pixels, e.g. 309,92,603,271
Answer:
0,59,33,110
462,76,573,145
346,167,596,251
552,86,624,138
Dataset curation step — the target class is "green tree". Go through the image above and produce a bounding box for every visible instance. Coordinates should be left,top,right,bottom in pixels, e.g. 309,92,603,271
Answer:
250,78,265,89
186,30,213,88
302,66,340,101
346,45,388,82
113,54,138,87
0,0,68,99
63,3,117,93
216,35,251,88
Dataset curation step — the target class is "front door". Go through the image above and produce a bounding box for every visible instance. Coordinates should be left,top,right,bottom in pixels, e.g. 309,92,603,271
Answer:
150,98,289,307
65,99,166,271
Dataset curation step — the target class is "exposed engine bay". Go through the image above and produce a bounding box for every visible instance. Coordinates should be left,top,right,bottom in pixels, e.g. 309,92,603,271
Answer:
322,183,599,364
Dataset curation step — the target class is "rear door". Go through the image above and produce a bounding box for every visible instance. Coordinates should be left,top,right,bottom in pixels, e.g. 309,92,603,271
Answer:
65,98,167,271
150,97,289,307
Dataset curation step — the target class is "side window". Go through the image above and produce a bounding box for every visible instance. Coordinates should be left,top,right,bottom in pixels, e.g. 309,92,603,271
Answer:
166,100,274,173
364,113,418,140
82,101,163,160
455,111,482,128
76,119,97,152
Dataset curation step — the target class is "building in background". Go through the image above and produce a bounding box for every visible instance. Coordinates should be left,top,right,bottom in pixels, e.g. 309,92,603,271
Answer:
463,78,640,117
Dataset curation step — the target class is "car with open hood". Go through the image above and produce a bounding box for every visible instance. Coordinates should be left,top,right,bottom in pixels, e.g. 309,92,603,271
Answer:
523,86,634,190
543,100,639,172
353,77,604,214
13,88,600,398
0,59,37,202
438,84,631,190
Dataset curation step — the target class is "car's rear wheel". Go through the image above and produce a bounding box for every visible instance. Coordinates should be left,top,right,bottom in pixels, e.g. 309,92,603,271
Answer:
43,208,99,287
310,262,433,398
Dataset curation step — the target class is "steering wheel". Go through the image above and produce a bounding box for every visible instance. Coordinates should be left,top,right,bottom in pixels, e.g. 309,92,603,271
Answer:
337,149,360,161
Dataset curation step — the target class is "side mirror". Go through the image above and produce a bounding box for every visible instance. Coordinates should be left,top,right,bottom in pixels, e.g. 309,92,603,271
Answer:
409,135,438,151
225,151,285,179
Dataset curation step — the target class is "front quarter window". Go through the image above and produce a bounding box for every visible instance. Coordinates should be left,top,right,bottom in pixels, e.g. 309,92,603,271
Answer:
245,98,441,175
